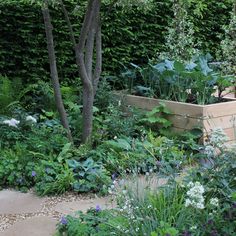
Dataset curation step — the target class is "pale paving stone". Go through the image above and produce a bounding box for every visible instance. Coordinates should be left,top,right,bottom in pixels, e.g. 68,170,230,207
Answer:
0,216,57,236
123,175,168,191
0,190,45,214
54,196,116,215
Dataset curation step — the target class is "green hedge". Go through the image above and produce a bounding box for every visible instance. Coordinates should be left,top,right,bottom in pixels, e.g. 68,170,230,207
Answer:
0,0,232,84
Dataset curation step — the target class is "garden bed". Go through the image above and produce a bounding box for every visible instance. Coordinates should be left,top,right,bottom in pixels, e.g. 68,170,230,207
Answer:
119,93,236,144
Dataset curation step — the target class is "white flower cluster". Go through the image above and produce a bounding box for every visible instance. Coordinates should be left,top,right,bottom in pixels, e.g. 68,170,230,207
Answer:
3,118,20,127
209,197,219,207
26,115,37,123
2,115,37,128
185,181,205,209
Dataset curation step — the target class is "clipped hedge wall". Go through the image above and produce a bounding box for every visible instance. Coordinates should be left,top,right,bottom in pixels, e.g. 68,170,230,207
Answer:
0,0,232,84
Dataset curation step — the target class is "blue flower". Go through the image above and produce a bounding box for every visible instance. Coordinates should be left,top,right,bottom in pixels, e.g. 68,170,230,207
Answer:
60,216,67,225
31,171,36,177
95,205,101,212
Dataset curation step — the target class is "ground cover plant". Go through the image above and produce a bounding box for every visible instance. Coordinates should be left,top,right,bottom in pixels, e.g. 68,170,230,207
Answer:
0,97,197,195
56,130,236,236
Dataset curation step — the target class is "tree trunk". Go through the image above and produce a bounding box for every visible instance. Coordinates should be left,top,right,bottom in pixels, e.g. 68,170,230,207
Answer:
60,0,102,143
82,86,94,143
42,0,73,143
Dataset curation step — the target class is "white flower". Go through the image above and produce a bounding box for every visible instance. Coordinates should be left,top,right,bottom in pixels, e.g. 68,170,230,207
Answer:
190,225,197,230
210,198,219,207
196,202,204,209
187,181,194,188
3,118,20,127
185,181,205,209
186,89,191,94
185,199,191,207
26,115,37,123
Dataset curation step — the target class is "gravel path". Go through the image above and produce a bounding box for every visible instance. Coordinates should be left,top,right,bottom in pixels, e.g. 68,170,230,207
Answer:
0,190,97,233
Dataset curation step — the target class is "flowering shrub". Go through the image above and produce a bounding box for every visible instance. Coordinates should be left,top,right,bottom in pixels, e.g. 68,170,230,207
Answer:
185,181,205,209
56,129,236,236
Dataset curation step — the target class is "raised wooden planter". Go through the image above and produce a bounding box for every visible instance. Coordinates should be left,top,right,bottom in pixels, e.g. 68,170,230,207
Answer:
120,94,236,144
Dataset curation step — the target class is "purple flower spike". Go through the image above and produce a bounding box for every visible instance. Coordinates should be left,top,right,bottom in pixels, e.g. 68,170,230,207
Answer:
31,171,36,177
60,216,67,225
95,205,102,212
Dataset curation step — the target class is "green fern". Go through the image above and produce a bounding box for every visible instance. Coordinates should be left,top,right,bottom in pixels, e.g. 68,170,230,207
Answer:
0,75,17,114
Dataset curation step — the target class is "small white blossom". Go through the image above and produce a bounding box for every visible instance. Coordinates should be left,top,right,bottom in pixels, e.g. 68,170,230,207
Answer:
185,181,205,209
3,118,20,127
185,199,191,207
190,225,197,230
26,115,37,123
210,198,219,207
196,202,204,209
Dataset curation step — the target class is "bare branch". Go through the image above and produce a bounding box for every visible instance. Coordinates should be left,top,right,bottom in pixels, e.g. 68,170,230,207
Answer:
59,0,77,49
93,2,102,93
76,0,96,89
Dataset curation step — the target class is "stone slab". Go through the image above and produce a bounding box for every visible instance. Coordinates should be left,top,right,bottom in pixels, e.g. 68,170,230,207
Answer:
0,190,44,214
54,197,115,215
0,216,57,236
123,175,168,191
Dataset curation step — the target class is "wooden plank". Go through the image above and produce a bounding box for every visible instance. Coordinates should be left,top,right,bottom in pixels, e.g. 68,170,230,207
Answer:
171,127,236,144
123,95,204,117
203,115,236,131
203,99,236,117
168,115,203,130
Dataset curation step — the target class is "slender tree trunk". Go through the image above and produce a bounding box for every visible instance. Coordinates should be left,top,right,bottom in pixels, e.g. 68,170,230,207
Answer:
42,0,73,143
60,0,102,143
82,86,94,142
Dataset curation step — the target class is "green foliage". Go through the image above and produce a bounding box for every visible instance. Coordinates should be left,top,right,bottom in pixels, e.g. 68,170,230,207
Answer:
0,144,38,191
68,158,111,193
125,55,235,104
56,209,120,236
19,81,56,112
219,3,236,75
140,102,172,133
90,133,188,175
0,0,232,84
58,136,236,236
159,0,200,61
151,221,179,236
0,75,22,114
35,159,75,195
